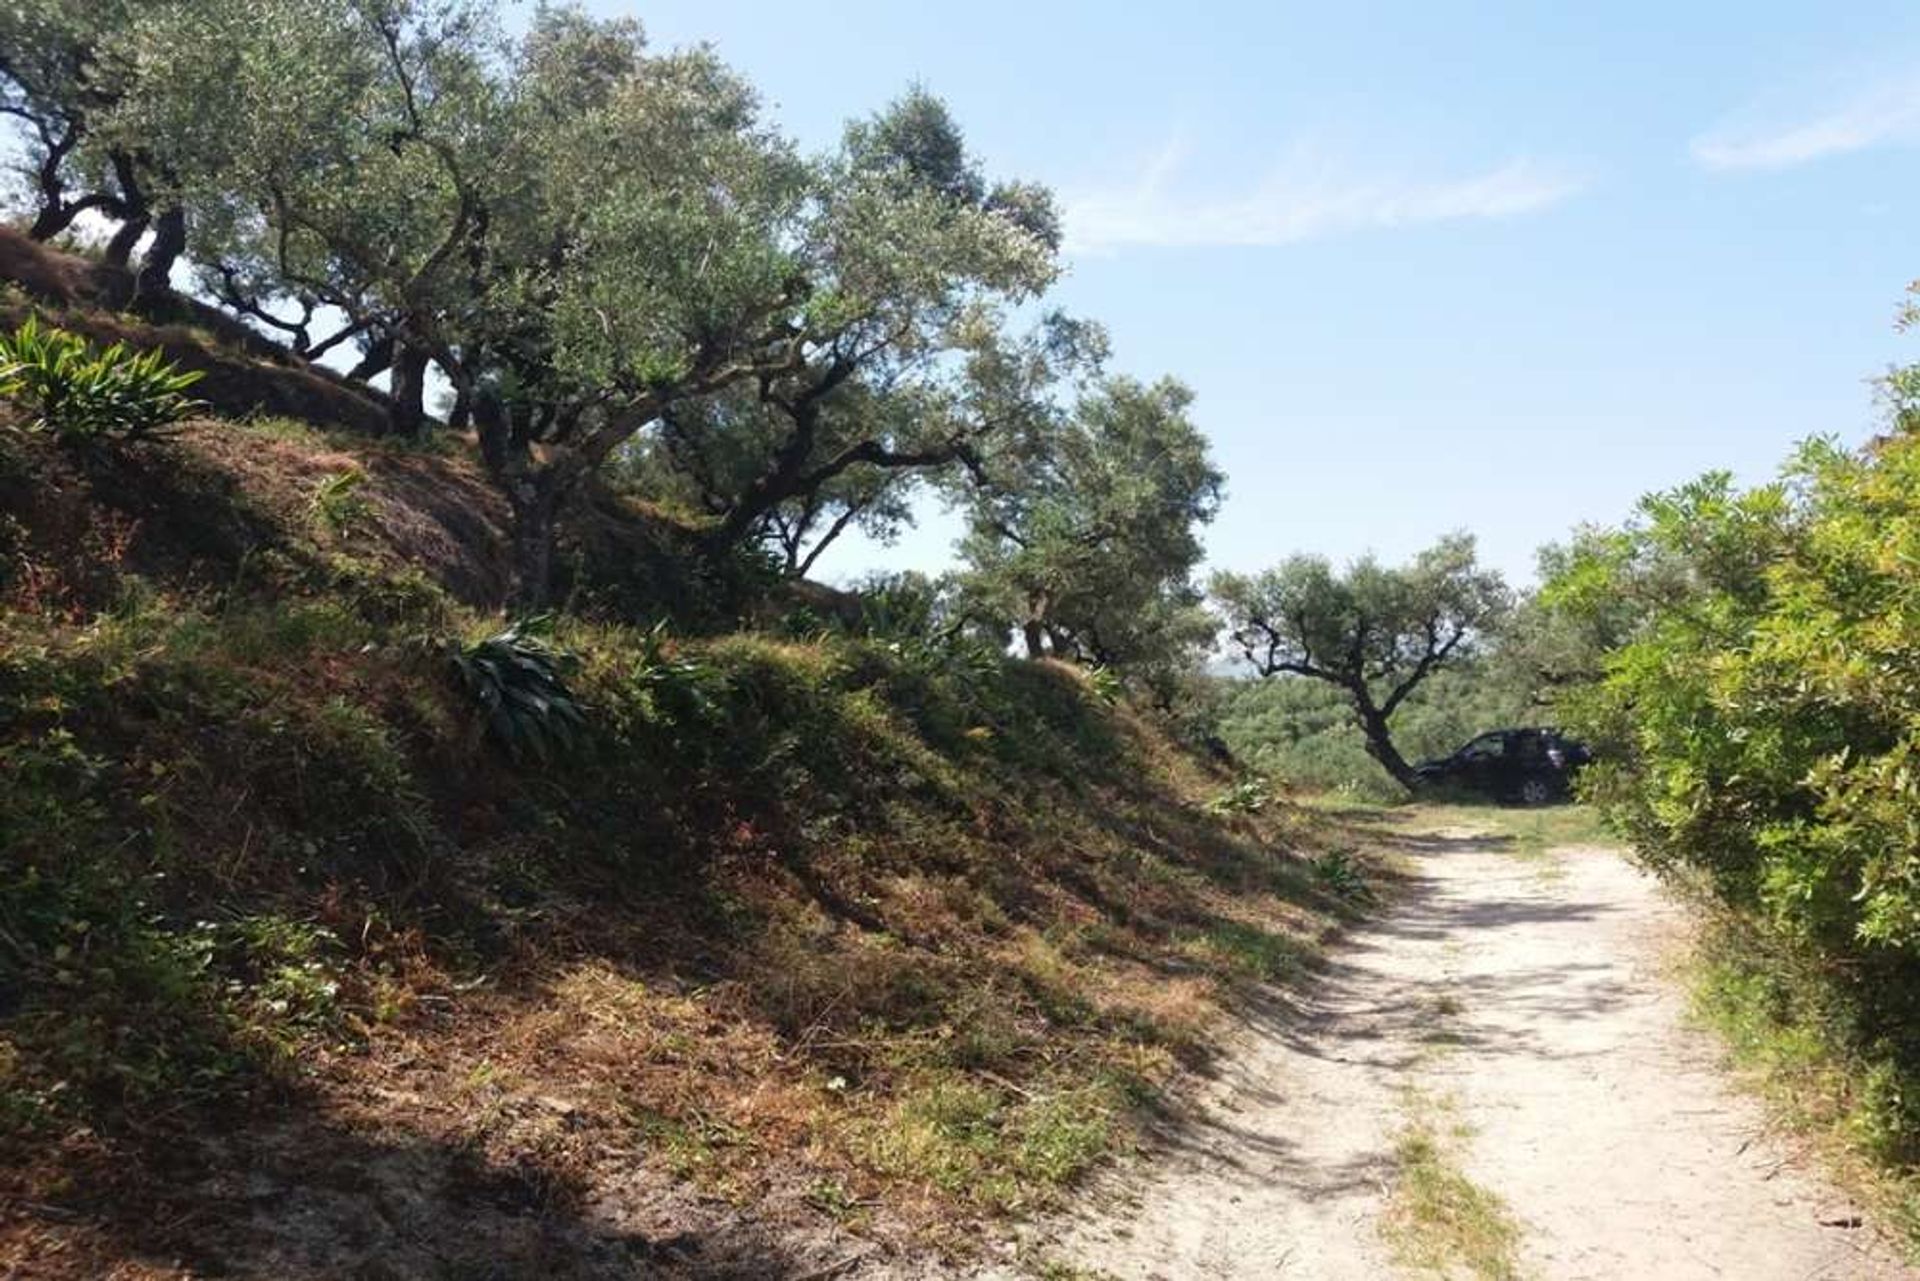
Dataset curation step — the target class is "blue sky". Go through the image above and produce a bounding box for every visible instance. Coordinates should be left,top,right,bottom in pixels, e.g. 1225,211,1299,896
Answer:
604,7,1913,583
12,6,1911,587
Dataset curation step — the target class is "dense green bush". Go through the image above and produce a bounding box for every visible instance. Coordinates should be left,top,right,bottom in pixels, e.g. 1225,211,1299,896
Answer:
0,317,203,443
1547,428,1920,1159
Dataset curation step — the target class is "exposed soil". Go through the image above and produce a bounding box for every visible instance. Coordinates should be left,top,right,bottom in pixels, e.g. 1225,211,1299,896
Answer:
976,826,1919,1280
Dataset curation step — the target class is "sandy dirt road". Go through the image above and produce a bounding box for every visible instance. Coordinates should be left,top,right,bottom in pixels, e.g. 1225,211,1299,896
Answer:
980,828,1917,1280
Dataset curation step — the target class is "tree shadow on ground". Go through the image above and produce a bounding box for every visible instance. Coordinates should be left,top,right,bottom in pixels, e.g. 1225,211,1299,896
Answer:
5,1081,880,1280
1085,821,1641,1197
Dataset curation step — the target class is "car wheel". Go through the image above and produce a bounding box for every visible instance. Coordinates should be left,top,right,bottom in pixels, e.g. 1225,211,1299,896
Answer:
1518,776,1554,806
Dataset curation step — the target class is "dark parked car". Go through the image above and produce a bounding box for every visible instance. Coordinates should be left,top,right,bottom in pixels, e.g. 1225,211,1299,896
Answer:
1412,728,1591,805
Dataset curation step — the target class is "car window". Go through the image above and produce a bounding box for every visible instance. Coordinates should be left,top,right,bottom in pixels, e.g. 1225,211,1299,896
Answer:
1458,733,1506,760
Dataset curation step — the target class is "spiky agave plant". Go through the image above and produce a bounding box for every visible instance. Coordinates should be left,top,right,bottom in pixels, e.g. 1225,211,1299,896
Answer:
448,615,586,761
1083,663,1124,706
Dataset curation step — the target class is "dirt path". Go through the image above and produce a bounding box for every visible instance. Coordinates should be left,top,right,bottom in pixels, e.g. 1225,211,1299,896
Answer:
984,831,1917,1280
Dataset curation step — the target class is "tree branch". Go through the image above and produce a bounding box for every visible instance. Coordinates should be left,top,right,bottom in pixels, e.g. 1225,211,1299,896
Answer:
1379,616,1467,719
793,497,870,578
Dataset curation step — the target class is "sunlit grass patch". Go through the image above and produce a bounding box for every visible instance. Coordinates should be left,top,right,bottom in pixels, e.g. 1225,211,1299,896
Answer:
861,1074,1129,1213
1383,1091,1527,1279
1183,918,1315,983
1401,802,1616,870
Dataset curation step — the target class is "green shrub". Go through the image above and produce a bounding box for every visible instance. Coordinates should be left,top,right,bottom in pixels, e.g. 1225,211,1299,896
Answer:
856,573,943,640
1083,664,1122,707
308,467,372,534
1549,427,1920,1164
620,622,738,763
1204,776,1272,815
0,317,204,443
1313,848,1376,904
448,615,586,761
632,621,727,716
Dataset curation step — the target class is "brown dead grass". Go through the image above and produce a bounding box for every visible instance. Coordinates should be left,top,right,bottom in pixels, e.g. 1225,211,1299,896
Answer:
0,415,515,614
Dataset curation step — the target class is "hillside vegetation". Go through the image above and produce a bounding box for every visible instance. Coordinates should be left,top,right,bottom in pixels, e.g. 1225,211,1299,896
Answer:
0,351,1378,1276
0,10,1396,1266
15,0,1920,1265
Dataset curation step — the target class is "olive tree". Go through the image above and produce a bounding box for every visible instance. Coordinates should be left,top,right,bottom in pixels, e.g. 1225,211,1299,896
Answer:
618,89,1067,576
108,2,814,587
1212,535,1510,789
99,0,504,430
0,0,118,241
415,26,1071,604
961,374,1223,671
634,388,922,577
8,2,1081,610
0,0,184,282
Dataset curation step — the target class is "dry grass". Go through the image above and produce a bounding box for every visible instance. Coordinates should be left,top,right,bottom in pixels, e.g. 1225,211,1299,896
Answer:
0,401,1385,1275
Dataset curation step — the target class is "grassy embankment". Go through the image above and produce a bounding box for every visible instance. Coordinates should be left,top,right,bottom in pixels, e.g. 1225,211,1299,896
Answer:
0,391,1386,1275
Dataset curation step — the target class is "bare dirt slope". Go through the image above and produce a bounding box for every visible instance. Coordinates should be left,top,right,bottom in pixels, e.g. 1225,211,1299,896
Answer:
979,824,1917,1280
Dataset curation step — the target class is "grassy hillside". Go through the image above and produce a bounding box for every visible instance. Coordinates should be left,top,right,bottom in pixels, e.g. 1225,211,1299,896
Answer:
0,390,1382,1276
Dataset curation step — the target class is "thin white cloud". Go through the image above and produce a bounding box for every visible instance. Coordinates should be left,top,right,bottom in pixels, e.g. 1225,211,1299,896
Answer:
1692,76,1920,171
1063,143,1584,254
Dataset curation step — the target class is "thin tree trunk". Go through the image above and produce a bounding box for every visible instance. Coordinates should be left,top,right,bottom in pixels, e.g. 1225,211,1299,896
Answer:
27,134,75,240
389,343,430,437
133,207,185,299
792,502,866,579
478,384,575,611
1023,620,1047,659
103,215,148,270
28,199,93,242
25,128,110,243
345,334,393,384
507,478,561,612
1354,695,1420,790
101,149,151,275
